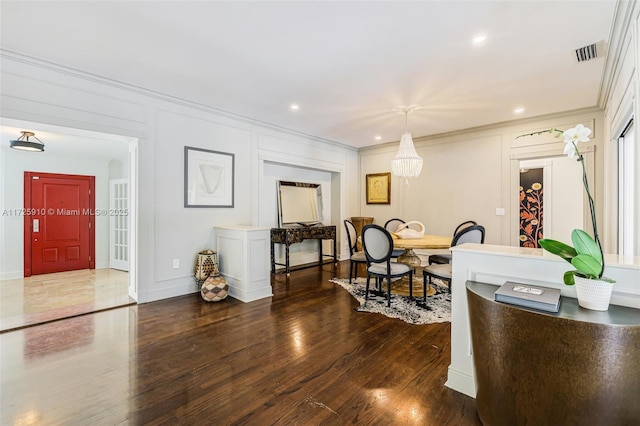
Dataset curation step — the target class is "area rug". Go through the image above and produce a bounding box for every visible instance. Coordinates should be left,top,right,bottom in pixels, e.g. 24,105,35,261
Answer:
329,277,451,325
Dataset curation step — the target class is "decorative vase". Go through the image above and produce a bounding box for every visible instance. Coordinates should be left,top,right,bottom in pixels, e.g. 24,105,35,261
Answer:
574,276,613,311
201,274,229,302
195,249,219,284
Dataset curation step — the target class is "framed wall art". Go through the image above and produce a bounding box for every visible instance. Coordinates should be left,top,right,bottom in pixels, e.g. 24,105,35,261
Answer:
184,146,234,208
366,172,391,204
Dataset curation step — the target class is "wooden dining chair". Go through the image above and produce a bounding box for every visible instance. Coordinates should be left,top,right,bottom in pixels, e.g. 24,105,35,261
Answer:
362,224,413,307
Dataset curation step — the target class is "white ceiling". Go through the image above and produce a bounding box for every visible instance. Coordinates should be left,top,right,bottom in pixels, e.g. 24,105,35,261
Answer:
0,1,617,150
0,119,131,160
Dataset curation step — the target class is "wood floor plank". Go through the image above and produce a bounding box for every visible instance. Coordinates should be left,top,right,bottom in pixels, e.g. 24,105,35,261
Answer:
0,261,480,425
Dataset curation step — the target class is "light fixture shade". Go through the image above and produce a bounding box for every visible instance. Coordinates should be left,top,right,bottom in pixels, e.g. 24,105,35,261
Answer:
9,131,45,152
390,132,423,177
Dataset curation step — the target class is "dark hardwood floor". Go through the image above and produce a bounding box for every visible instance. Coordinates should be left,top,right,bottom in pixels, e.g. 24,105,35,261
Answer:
0,261,481,425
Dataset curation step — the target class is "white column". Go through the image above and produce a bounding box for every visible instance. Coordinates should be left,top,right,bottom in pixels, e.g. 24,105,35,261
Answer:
214,225,272,303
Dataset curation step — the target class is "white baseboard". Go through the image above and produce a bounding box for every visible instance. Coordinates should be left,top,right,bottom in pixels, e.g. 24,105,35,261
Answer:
0,270,23,280
139,277,197,303
95,261,109,269
445,365,476,398
228,282,273,303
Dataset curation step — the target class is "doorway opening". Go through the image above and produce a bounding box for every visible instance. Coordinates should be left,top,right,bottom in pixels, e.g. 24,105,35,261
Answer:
0,119,138,331
518,157,583,247
519,167,544,248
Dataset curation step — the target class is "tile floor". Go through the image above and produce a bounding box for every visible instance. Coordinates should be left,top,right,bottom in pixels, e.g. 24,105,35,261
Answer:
0,268,134,332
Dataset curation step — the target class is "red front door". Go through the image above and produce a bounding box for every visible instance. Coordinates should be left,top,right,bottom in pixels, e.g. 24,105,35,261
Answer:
24,172,95,276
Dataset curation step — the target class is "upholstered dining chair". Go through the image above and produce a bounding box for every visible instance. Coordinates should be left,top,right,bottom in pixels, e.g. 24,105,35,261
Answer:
422,225,485,298
361,224,413,307
384,218,405,233
344,219,367,284
383,218,406,258
428,220,478,265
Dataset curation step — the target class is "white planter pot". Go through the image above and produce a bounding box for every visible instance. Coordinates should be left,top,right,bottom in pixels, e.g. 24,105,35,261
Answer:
574,276,614,311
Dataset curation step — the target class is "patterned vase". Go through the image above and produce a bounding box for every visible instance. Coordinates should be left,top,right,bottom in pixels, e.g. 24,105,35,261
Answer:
195,249,219,284
201,274,229,302
574,276,613,311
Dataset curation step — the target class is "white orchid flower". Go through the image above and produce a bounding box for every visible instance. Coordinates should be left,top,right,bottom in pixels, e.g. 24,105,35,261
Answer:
562,124,591,159
563,141,578,158
563,124,591,143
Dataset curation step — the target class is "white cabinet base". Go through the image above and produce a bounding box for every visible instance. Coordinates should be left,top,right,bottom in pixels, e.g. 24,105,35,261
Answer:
214,226,272,303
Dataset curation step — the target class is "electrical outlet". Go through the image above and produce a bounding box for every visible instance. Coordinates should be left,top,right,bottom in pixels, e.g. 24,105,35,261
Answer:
495,208,505,216
172,259,180,269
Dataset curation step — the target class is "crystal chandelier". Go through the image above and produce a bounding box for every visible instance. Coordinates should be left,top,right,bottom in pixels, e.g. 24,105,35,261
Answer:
390,105,422,180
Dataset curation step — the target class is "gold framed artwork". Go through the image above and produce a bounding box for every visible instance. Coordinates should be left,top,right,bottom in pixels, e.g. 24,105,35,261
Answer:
366,172,391,204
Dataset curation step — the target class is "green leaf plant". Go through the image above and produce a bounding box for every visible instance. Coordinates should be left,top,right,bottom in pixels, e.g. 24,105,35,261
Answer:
539,230,614,285
517,124,615,286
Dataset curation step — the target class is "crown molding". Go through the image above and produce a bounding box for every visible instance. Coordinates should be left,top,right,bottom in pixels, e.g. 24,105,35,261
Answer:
0,49,357,152
597,0,639,109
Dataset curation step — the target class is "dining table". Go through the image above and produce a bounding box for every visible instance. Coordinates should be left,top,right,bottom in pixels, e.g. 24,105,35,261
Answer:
391,233,452,296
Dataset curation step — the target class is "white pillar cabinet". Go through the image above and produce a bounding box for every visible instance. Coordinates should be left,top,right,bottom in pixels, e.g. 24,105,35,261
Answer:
214,225,272,302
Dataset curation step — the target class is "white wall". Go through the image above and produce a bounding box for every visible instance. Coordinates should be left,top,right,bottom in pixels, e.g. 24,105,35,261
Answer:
360,131,502,266
2,0,635,300
359,111,605,251
601,0,640,256
447,0,640,401
256,128,358,262
0,50,359,302
357,2,640,259
262,162,333,268
108,157,127,180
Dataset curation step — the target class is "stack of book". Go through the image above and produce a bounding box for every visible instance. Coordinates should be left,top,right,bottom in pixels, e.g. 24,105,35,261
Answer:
494,281,561,313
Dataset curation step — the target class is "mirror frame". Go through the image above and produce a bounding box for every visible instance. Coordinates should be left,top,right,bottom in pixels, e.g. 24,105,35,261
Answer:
277,180,324,227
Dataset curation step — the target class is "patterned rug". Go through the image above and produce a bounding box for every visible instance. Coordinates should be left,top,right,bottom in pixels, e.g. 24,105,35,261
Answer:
329,277,451,325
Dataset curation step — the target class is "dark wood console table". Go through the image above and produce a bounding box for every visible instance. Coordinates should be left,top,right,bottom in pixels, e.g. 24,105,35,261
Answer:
466,280,640,426
270,225,337,276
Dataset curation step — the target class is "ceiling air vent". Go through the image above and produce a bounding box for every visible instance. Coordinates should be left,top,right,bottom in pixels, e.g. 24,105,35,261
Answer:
574,41,606,63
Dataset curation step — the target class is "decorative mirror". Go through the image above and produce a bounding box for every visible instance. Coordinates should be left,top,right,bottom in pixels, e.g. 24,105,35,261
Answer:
277,180,324,227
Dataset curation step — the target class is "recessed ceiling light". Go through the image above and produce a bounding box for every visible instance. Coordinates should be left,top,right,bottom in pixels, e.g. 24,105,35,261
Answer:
290,104,299,111
472,34,487,45
374,135,382,141
514,107,525,114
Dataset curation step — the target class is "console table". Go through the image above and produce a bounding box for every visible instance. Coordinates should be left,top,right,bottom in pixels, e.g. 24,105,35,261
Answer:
270,225,337,275
466,280,640,425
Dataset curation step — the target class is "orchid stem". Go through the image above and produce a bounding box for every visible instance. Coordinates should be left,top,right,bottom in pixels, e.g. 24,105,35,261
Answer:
574,142,605,278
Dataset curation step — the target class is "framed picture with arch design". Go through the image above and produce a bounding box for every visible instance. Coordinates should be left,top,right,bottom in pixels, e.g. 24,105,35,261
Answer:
184,146,235,208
